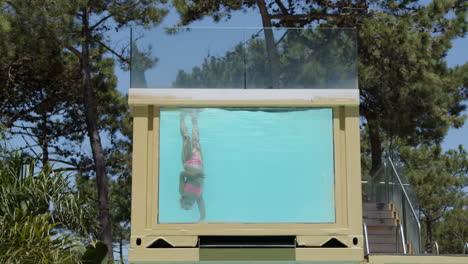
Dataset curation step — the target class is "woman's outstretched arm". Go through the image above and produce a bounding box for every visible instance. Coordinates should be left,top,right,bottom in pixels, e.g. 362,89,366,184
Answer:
179,172,185,195
197,196,206,221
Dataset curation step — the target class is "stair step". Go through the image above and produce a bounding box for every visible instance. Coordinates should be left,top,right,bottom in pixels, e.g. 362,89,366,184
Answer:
368,234,397,244
369,243,404,253
363,203,392,211
364,218,397,226
362,202,408,254
367,226,397,235
363,210,394,219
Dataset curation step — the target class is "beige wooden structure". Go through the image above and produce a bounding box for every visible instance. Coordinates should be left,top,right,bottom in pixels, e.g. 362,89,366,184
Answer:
128,88,467,264
128,88,364,262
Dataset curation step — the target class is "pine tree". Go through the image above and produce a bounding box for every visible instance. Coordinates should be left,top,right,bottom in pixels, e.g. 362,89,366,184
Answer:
434,203,468,254
2,0,168,259
400,144,468,252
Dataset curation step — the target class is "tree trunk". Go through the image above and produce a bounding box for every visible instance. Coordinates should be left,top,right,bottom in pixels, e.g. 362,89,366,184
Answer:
257,0,281,88
119,237,124,264
81,8,114,263
368,119,383,178
425,219,433,253
40,111,49,166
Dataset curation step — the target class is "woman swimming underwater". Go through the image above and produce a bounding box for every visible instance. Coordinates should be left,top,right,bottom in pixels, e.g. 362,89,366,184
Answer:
178,110,206,221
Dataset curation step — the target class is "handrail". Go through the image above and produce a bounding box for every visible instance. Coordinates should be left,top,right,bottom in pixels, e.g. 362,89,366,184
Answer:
363,223,370,256
463,242,468,254
398,224,407,254
388,158,422,253
433,241,439,255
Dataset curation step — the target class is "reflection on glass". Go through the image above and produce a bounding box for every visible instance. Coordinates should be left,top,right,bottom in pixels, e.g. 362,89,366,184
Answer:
159,108,336,223
244,28,357,89
131,28,357,89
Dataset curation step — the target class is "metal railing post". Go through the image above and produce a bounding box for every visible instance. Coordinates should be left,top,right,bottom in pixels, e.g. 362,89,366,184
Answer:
401,192,407,245
398,224,407,254
433,241,439,255
384,160,389,204
363,223,370,256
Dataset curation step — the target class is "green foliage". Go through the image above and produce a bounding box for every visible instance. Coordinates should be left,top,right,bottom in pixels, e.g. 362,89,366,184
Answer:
131,42,158,88
81,241,109,264
359,10,467,146
172,0,248,26
401,145,467,220
172,0,365,27
0,2,11,56
0,122,6,152
400,144,468,251
0,0,154,257
0,210,82,264
0,152,98,263
0,4,129,167
433,204,468,254
358,0,466,175
0,2,85,165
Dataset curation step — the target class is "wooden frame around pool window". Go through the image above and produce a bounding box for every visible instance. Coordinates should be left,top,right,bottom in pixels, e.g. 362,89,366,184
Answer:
128,88,363,262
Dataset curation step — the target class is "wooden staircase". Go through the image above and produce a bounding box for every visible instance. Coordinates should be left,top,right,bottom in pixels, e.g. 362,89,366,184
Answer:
363,202,409,254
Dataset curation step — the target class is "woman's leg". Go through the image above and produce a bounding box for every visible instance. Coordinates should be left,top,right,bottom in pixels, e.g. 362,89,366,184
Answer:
197,196,205,221
180,112,192,163
190,112,203,159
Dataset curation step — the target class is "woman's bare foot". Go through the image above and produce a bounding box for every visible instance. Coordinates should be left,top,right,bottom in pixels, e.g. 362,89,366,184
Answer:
190,110,199,119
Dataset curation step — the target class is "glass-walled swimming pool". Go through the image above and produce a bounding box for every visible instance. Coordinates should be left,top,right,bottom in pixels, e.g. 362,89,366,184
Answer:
130,28,357,89
158,107,335,223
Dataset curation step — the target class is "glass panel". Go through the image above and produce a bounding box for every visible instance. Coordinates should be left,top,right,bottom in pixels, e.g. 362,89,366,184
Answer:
405,200,421,254
361,165,387,203
158,107,335,223
130,28,357,89
131,28,246,88
387,162,421,254
363,160,421,254
244,28,357,89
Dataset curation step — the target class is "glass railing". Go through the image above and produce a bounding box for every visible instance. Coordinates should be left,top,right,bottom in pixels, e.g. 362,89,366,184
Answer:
387,158,421,254
130,27,357,89
362,158,421,254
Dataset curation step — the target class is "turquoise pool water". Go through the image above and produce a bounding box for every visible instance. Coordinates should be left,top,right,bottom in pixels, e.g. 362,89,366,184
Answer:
158,108,335,223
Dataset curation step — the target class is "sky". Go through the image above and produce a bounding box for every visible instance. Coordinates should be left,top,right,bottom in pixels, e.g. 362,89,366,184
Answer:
113,7,468,152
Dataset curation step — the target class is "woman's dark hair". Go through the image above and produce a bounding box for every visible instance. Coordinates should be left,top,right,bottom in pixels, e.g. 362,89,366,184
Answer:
180,195,196,210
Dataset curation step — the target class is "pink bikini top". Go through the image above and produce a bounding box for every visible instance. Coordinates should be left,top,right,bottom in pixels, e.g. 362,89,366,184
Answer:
184,155,203,167
184,183,203,197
